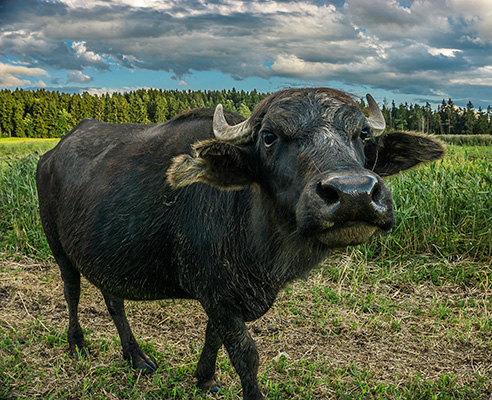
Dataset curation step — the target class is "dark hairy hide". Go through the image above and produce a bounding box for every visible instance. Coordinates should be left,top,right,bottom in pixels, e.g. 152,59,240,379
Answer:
36,88,445,400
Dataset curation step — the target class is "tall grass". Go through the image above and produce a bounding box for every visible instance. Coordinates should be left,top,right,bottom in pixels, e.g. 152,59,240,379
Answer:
0,153,50,257
0,145,491,262
358,145,492,261
0,138,58,162
436,134,492,146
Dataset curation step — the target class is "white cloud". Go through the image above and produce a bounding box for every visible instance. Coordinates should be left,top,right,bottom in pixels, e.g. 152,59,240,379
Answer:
1,0,492,105
0,62,48,87
84,87,120,96
82,86,153,96
426,47,462,58
67,70,93,84
70,41,108,68
448,0,492,40
448,65,492,86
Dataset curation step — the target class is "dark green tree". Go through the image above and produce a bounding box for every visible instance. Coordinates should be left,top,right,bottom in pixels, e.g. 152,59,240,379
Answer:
12,101,26,137
56,109,73,137
32,99,49,137
474,108,491,135
462,101,476,135
152,97,168,123
237,102,251,117
0,91,14,136
129,93,150,124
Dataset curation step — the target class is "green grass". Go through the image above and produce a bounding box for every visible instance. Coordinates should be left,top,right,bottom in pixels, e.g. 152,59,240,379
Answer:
436,134,492,146
1,140,491,399
353,144,492,265
0,153,50,257
1,260,491,399
1,142,491,262
0,139,58,256
0,138,59,162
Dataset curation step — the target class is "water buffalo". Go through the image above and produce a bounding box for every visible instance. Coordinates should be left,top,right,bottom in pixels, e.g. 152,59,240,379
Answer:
36,88,444,399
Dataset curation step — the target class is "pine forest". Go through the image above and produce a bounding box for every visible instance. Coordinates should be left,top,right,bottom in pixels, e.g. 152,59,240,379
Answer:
0,88,491,138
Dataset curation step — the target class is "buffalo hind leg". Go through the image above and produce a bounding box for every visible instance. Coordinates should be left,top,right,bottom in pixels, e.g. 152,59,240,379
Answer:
194,320,223,393
58,257,87,358
102,294,157,372
44,222,87,358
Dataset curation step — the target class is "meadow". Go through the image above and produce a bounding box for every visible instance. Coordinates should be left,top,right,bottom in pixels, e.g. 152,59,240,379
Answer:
0,138,59,163
0,138,491,399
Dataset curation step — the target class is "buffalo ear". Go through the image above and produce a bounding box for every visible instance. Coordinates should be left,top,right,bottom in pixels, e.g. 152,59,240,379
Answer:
365,131,446,177
167,140,257,190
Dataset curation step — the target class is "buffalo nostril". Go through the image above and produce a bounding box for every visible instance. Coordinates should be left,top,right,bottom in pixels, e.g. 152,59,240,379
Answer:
316,182,339,206
371,184,381,203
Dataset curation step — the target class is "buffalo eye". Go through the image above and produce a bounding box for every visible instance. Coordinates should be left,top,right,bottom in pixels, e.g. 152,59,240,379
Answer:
360,128,375,144
262,132,278,148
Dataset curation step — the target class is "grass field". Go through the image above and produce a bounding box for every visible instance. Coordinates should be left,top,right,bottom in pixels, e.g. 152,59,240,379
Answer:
0,139,491,399
436,134,492,146
0,138,59,163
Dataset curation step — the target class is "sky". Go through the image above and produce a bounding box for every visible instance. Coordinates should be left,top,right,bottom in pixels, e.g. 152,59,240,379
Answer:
1,0,492,109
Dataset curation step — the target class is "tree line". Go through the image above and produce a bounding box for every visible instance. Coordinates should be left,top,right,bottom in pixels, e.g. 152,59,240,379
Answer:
380,99,492,136
0,88,491,138
0,88,266,138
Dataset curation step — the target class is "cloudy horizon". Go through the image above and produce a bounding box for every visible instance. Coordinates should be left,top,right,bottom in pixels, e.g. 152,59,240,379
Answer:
1,0,491,108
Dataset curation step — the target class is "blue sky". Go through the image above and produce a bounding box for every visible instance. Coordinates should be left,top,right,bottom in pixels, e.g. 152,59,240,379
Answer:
1,0,492,108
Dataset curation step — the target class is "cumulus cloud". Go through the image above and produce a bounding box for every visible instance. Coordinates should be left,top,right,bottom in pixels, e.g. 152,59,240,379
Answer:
0,61,48,86
448,0,492,41
70,41,108,70
0,0,491,104
67,70,93,84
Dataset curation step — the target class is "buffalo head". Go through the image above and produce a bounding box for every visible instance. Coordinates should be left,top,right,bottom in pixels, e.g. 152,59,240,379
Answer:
167,88,445,248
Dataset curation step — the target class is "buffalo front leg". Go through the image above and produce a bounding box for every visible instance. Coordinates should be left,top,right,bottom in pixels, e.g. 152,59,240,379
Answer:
102,294,157,372
195,320,223,392
207,312,264,400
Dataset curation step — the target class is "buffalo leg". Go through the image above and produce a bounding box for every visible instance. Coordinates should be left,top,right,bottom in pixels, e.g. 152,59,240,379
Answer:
102,294,157,372
194,320,223,392
60,261,86,357
207,313,264,400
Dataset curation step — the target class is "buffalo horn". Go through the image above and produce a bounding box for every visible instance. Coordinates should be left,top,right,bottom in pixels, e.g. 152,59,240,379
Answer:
366,94,386,135
213,104,253,143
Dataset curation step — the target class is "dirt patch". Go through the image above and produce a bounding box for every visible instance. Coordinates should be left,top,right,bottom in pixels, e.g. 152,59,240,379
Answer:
1,256,491,398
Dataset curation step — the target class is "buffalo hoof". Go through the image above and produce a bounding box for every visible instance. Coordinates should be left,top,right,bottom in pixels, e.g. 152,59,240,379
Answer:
126,349,158,373
69,343,89,359
197,376,222,393
136,359,158,373
209,383,222,393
